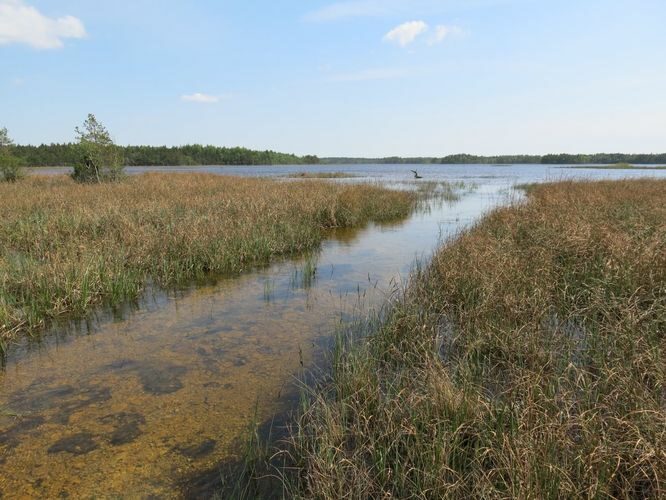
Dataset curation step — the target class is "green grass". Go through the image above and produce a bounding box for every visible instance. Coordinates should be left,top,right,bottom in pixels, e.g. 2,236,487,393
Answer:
281,179,666,499
0,174,415,350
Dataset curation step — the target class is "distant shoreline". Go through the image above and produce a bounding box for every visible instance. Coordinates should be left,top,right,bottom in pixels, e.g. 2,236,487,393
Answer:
12,143,666,168
27,162,666,172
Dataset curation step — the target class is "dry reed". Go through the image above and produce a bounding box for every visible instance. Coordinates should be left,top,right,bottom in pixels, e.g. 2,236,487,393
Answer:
0,174,414,348
287,179,666,499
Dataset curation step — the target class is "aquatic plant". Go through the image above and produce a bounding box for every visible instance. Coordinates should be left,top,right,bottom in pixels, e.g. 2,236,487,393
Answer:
262,278,276,303
412,180,477,203
287,172,358,179
0,174,415,347
285,179,666,499
291,254,319,290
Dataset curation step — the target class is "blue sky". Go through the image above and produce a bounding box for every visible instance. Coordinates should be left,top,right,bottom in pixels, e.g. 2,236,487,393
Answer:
1,0,665,156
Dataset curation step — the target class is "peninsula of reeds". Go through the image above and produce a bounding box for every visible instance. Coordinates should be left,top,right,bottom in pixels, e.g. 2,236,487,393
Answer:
0,174,414,349
287,179,666,499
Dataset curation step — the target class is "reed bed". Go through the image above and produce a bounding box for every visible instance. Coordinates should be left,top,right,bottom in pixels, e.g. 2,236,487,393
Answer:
414,180,478,202
287,179,666,499
286,172,359,179
0,174,414,348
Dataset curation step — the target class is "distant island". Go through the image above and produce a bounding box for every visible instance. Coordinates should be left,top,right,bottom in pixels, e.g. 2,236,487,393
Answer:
12,144,666,166
321,153,666,165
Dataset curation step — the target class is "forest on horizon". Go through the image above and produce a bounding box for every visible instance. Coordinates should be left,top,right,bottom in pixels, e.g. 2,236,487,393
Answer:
12,143,666,167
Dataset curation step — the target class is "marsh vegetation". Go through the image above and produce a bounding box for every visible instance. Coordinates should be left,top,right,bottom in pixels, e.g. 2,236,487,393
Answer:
412,180,478,202
286,172,358,179
0,174,414,349
280,179,666,499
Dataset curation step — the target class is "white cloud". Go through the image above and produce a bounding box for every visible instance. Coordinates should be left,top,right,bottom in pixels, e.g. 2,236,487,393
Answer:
330,67,408,82
181,93,221,104
383,21,428,47
429,24,463,45
0,0,85,49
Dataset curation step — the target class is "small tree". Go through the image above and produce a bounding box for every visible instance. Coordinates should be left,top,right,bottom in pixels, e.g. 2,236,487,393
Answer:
72,114,124,182
0,127,24,182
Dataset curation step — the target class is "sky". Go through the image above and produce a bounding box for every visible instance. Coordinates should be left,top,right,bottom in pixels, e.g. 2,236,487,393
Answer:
1,0,665,157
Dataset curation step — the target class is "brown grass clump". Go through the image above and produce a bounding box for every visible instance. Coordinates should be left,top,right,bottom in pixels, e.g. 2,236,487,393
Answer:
0,174,414,347
288,179,666,499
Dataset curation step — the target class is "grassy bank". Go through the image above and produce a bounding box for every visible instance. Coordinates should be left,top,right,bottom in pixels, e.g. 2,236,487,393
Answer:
0,174,414,348
287,179,666,498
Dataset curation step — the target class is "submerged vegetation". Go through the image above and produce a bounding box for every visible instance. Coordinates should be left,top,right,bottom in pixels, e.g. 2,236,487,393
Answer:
283,179,666,498
0,174,414,348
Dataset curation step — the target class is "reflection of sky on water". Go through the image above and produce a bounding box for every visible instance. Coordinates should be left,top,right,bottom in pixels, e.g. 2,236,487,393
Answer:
31,163,666,186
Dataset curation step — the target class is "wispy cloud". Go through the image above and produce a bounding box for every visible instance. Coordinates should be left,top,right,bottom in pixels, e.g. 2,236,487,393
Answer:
429,25,463,45
329,67,409,82
304,0,396,22
0,0,85,49
305,0,522,22
181,93,221,104
383,21,428,47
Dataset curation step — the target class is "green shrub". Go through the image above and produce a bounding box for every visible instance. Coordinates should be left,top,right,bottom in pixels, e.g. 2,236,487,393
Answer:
0,154,25,182
72,114,124,183
0,126,24,182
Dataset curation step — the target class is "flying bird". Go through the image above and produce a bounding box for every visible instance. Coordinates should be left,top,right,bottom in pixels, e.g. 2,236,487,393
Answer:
411,169,423,179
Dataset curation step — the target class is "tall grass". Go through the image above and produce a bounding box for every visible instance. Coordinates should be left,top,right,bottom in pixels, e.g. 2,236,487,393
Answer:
286,179,666,499
416,180,478,201
0,174,414,347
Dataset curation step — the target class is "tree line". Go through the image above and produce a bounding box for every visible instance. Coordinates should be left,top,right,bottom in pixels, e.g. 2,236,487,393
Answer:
13,143,321,167
11,145,666,168
320,153,666,165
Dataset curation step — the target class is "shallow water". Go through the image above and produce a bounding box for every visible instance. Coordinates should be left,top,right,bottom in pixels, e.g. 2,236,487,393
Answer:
3,165,666,497
27,162,666,181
